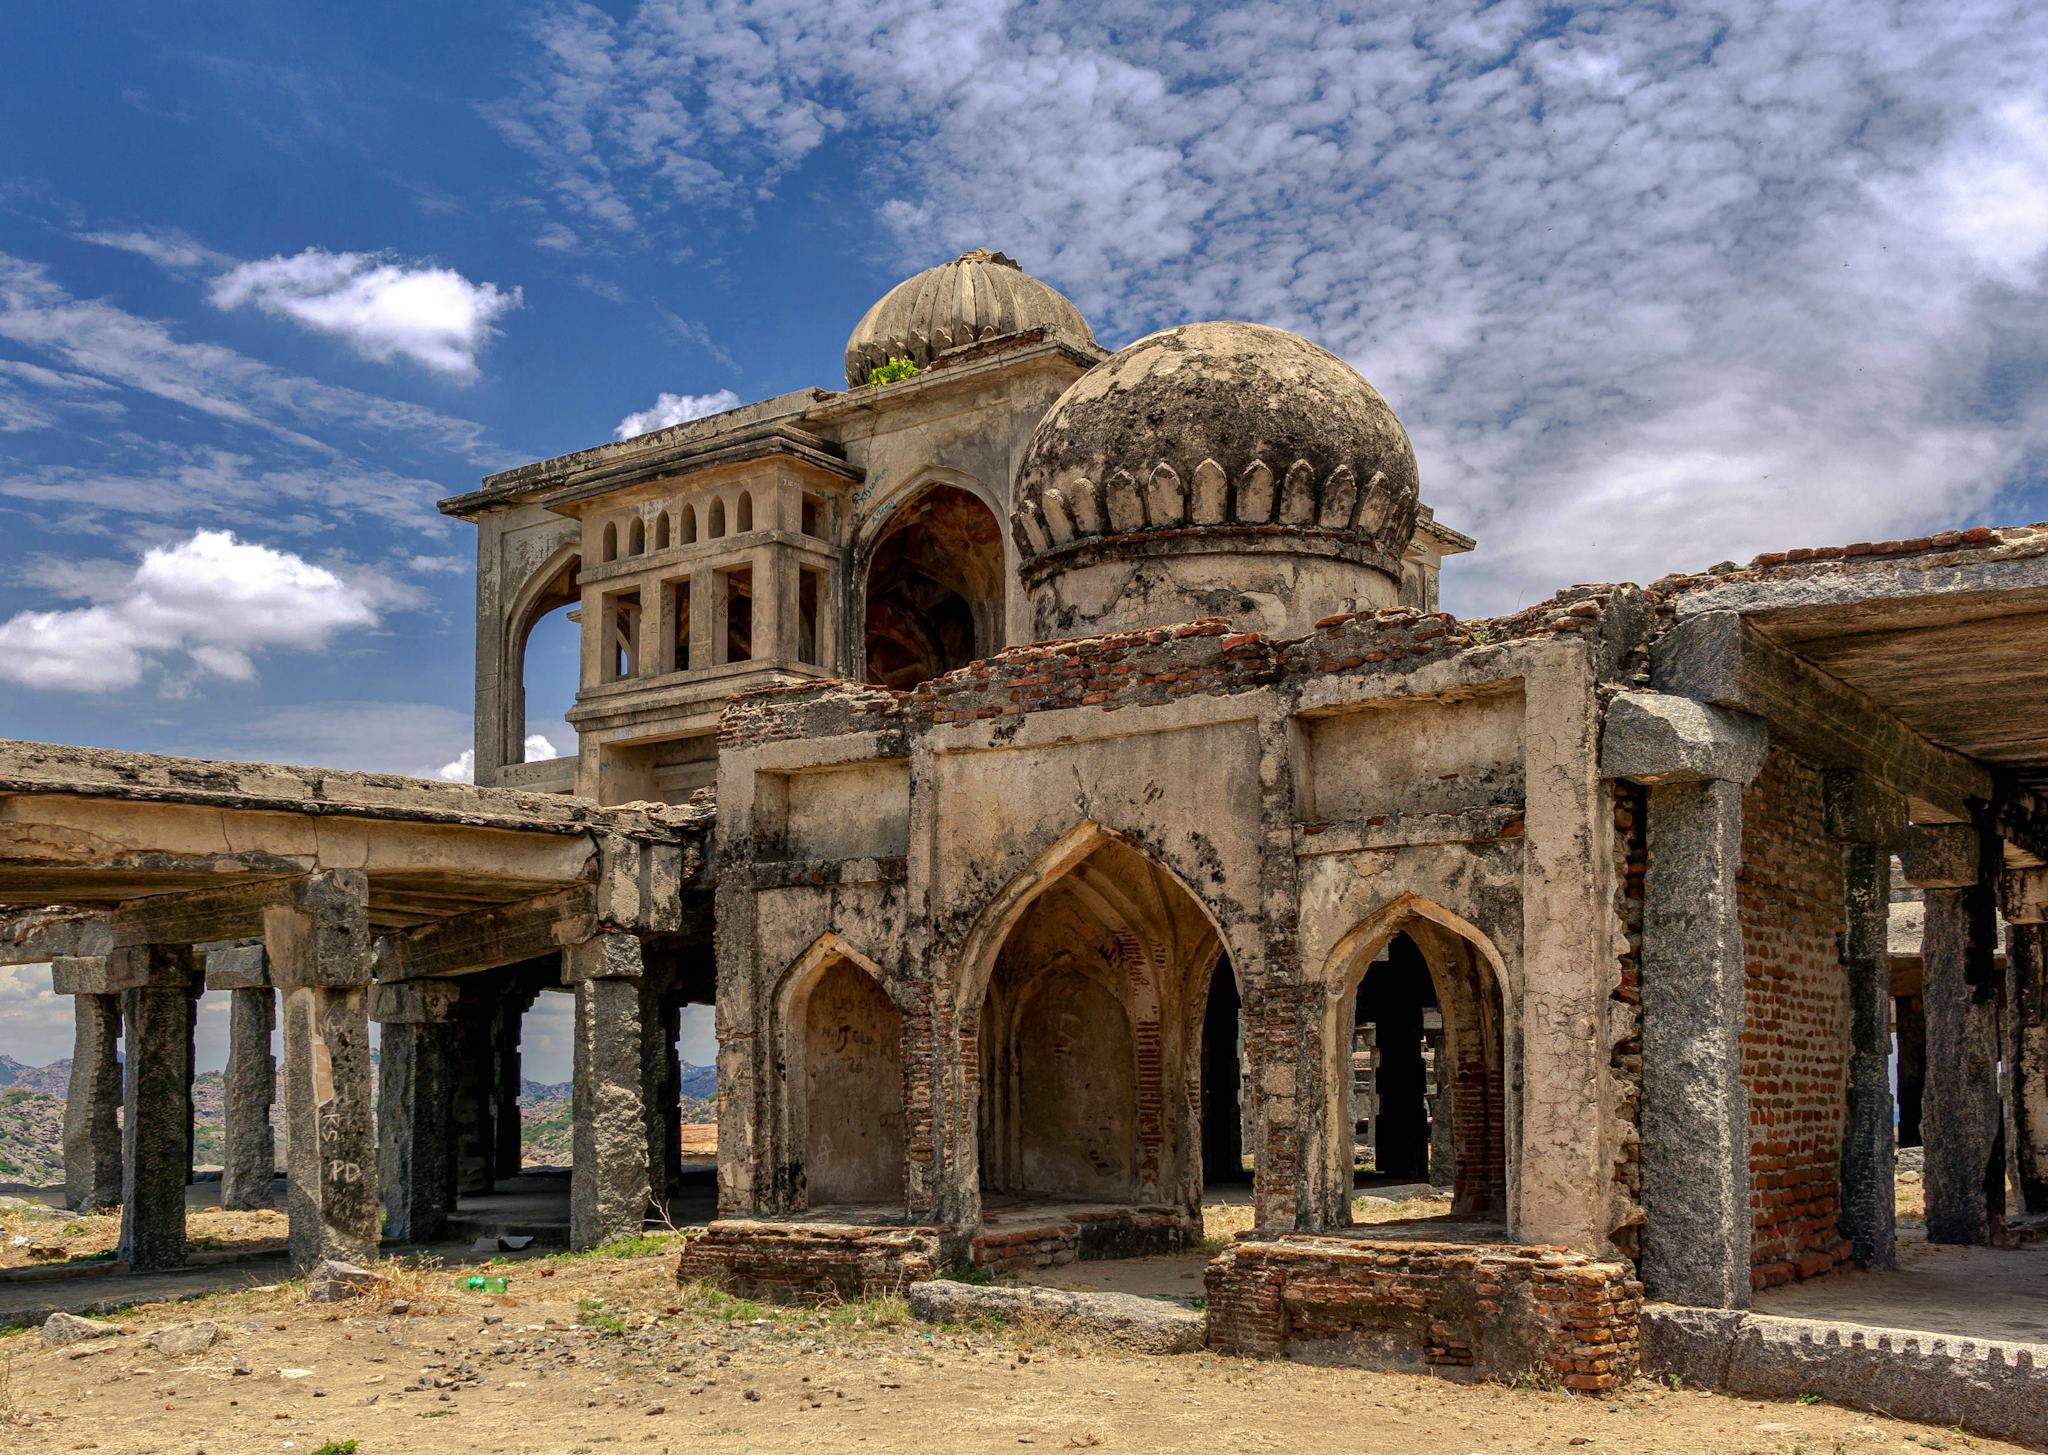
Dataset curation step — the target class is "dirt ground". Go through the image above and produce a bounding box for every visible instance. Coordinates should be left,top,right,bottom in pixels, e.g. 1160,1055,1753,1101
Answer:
0,1203,287,1270
1,1236,2033,1455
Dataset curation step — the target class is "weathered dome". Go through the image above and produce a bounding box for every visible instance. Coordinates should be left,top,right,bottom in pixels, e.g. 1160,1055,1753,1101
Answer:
843,249,1096,388
1011,322,1422,638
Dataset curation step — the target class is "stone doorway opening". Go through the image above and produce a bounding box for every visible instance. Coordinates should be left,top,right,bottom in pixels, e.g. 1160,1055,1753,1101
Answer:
1327,906,1509,1228
972,834,1220,1266
860,484,1004,690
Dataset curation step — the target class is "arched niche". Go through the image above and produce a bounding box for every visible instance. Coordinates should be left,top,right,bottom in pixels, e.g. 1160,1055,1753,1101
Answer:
499,544,581,777
773,938,907,1211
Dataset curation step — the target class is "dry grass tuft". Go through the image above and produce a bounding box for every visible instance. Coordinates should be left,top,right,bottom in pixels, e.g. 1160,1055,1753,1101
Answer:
0,1351,30,1427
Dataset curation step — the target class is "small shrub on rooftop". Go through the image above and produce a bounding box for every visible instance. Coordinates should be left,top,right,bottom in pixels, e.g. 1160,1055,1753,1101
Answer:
866,356,919,387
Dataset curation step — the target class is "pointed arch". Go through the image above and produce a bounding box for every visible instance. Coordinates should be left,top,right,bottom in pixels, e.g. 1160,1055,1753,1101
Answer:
961,819,1235,1219
627,516,646,556
601,521,618,563
680,503,699,544
770,933,907,1212
708,497,727,538
855,474,1007,690
1321,892,1513,1224
736,490,753,533
498,538,582,777
654,513,671,550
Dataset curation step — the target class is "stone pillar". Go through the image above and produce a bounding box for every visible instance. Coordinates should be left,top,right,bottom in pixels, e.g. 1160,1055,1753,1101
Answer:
264,870,379,1268
208,944,278,1211
1901,825,2005,1245
2002,869,2048,1214
116,946,201,1271
568,933,651,1249
52,959,123,1212
1826,772,1905,1270
450,982,498,1195
639,979,680,1214
1600,691,1766,1309
184,992,198,1184
1895,994,1926,1148
493,988,532,1181
373,979,458,1243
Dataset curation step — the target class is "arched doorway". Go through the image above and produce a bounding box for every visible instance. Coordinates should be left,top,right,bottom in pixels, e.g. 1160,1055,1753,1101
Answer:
861,484,1004,689
504,548,580,778
974,834,1220,1223
1326,904,1509,1224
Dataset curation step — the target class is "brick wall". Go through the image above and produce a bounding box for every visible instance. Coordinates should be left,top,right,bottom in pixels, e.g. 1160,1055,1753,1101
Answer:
676,1220,949,1302
1740,750,1852,1288
1206,1235,1642,1390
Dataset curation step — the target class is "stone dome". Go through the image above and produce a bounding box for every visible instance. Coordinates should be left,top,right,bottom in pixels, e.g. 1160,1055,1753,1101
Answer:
1010,322,1421,638
843,249,1096,388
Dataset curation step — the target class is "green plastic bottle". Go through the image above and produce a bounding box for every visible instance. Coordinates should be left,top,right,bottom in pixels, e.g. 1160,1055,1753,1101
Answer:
464,1275,510,1294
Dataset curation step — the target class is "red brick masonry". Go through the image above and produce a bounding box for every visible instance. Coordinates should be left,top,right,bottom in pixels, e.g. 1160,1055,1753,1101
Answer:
1205,1235,1642,1391
676,1219,952,1302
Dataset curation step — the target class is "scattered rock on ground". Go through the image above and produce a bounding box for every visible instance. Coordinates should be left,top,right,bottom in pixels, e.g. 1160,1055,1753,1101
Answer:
149,1321,220,1356
308,1259,383,1302
40,1310,120,1347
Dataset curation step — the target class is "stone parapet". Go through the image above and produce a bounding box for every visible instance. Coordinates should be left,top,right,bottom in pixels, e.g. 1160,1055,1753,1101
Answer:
1204,1234,1642,1391
1643,1304,2048,1447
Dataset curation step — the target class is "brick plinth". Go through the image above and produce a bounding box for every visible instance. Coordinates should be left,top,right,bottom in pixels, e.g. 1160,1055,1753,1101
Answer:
970,1206,1196,1274
676,1219,956,1302
1205,1236,1643,1391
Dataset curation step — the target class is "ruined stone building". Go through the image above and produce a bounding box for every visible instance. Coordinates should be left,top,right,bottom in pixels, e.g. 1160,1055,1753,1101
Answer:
4,249,2045,1420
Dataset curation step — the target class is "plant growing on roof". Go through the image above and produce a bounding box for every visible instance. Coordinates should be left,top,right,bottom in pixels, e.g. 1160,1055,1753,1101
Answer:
866,356,918,387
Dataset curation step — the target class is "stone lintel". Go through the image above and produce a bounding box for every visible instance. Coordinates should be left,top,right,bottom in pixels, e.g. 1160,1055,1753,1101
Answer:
204,943,271,991
0,910,112,965
1652,611,1992,818
372,884,594,981
1900,824,1982,890
369,978,459,1024
1824,770,1908,847
2001,867,2048,925
53,946,202,995
1600,691,1767,786
50,954,119,996
564,929,646,982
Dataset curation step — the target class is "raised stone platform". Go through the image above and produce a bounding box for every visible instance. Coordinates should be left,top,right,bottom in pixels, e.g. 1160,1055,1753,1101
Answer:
676,1218,957,1301
1644,1305,2047,1447
1204,1233,1642,1391
970,1202,1197,1274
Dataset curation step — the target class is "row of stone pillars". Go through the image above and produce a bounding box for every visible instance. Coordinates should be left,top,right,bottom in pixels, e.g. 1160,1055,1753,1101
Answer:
56,923,677,1269
1609,690,2048,1309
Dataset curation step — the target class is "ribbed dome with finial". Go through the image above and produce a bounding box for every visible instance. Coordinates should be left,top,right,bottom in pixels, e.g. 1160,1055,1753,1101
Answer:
1009,321,1422,639
843,249,1096,388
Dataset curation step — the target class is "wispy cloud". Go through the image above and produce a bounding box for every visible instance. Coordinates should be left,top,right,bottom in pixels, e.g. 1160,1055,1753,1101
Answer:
0,528,400,692
494,0,2048,610
614,386,739,439
0,443,450,535
0,252,509,462
76,226,227,274
211,248,523,380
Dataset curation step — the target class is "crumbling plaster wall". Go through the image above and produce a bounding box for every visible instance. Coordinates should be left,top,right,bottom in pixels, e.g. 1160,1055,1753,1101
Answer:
714,607,1639,1257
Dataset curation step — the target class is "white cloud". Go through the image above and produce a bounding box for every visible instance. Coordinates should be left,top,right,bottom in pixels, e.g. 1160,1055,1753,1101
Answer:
495,0,2048,611
614,387,739,439
0,252,508,462
210,248,523,380
0,529,388,692
436,733,559,783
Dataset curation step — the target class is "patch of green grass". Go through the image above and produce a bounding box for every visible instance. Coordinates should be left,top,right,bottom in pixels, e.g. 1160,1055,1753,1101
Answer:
821,1293,908,1329
937,1264,995,1285
1797,1391,1824,1405
673,1280,779,1323
311,1441,359,1455
574,1296,630,1336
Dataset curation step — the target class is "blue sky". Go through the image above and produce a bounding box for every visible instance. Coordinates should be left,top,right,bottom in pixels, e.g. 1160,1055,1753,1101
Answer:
1,1,2046,1071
